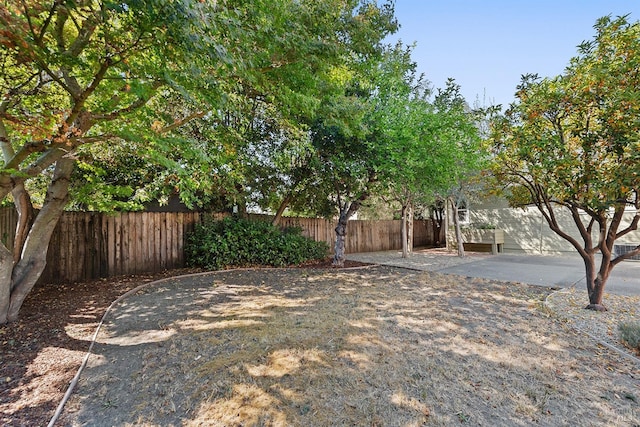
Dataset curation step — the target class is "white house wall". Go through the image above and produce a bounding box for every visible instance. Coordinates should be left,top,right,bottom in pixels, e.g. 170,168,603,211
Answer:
465,197,640,255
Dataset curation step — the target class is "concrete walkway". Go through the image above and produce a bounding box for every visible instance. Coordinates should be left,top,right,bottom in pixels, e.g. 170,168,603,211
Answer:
346,248,640,297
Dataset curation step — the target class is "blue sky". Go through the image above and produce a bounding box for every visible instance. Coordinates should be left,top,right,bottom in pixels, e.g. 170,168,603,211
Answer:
386,1,640,108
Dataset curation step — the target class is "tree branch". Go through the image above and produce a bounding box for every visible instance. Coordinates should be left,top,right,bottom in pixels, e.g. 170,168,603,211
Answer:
19,0,38,46
65,6,99,57
611,244,640,267
53,1,69,51
65,57,113,126
15,147,69,183
3,138,49,171
615,211,639,240
34,57,74,95
38,1,65,45
155,111,206,134
60,66,83,100
92,81,164,122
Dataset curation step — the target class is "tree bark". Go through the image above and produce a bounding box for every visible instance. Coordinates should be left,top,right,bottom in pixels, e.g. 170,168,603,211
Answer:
431,203,444,247
1,158,74,323
407,204,413,254
272,194,291,226
11,184,35,262
401,203,413,258
450,198,465,258
332,193,368,267
582,254,609,311
333,210,349,267
401,205,408,258
0,244,12,324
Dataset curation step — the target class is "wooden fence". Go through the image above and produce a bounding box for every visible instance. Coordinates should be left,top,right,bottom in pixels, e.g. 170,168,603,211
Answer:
0,208,437,284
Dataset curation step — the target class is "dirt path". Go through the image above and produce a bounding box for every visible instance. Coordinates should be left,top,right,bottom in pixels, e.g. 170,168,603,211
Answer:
58,267,639,426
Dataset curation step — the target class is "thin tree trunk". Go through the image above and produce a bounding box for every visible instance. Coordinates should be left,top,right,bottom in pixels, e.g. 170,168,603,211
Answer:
451,198,465,258
272,194,291,226
401,204,408,258
432,219,441,247
407,204,413,254
332,193,368,267
431,202,445,247
11,184,34,262
401,203,414,258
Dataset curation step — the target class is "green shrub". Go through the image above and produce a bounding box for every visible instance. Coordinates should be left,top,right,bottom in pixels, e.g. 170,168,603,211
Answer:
618,321,640,353
185,216,329,270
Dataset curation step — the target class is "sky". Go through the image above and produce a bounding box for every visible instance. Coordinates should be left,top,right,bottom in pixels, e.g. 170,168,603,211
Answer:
386,1,640,108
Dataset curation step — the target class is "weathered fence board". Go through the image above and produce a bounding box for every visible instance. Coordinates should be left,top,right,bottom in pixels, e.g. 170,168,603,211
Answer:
0,208,437,284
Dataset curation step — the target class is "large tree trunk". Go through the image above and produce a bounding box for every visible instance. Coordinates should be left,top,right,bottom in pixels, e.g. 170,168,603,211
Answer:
1,158,74,323
580,243,618,312
332,195,368,267
583,254,609,312
581,230,615,312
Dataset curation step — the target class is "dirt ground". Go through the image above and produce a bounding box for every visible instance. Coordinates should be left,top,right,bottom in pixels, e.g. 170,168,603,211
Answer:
0,261,361,426
2,262,639,426
0,268,207,426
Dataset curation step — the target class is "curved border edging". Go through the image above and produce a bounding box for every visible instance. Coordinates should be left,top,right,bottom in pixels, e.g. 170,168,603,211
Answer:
543,288,640,366
47,264,378,426
46,269,224,427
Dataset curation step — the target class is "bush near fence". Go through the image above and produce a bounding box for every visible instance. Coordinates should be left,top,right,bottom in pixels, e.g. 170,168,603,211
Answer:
0,208,437,284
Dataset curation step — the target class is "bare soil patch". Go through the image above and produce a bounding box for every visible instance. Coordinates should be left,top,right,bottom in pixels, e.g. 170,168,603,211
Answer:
50,266,639,426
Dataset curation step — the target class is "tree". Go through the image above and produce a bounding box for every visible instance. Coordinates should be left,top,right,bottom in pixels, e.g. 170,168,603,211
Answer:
434,87,494,258
371,43,436,258
67,0,398,214
0,0,241,323
305,97,382,266
301,43,481,264
253,8,398,266
0,0,399,323
297,47,405,266
381,76,484,258
489,15,640,311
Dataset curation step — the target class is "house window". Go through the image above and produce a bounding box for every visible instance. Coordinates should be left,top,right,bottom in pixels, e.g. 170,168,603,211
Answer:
457,200,469,224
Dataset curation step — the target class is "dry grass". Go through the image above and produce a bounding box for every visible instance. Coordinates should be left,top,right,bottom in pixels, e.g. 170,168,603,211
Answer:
547,286,640,358
61,267,639,426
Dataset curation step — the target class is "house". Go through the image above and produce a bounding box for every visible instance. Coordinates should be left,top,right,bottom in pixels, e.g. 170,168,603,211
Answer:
447,195,640,258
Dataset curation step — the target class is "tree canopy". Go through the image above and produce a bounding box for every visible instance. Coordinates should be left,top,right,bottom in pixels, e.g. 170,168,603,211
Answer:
0,0,397,323
490,15,640,310
370,44,484,257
